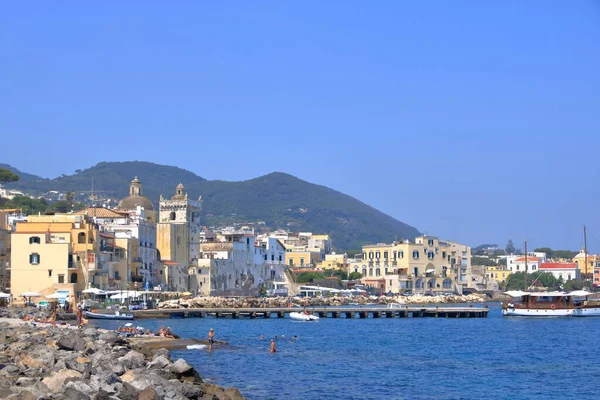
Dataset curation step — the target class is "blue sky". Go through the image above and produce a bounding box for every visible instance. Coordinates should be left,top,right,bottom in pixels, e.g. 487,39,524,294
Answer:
1,1,599,251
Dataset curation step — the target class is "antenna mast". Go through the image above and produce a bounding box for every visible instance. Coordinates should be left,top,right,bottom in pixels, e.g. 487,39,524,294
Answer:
584,225,588,275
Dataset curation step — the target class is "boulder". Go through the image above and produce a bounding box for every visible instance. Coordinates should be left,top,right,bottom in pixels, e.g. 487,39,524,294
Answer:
170,358,192,374
152,348,172,362
118,350,145,370
57,335,87,352
42,369,83,393
138,387,160,400
147,355,171,370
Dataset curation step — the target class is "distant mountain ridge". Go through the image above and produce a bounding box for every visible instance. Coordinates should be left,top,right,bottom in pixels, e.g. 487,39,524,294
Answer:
1,161,421,250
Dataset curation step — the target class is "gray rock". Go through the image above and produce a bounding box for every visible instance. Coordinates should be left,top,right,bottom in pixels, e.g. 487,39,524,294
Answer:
82,328,98,338
117,382,139,400
64,386,92,400
118,350,145,370
16,377,36,387
98,331,118,344
57,335,87,352
147,355,170,370
170,358,192,374
1,364,19,375
112,363,125,376
93,389,111,400
152,348,172,362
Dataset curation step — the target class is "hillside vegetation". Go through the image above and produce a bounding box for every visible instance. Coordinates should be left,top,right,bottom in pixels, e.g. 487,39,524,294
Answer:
1,161,421,250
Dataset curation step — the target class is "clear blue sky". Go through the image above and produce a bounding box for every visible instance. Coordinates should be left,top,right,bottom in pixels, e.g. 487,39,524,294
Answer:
1,1,599,251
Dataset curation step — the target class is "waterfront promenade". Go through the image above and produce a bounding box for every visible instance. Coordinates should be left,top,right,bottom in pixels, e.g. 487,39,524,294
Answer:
133,305,489,319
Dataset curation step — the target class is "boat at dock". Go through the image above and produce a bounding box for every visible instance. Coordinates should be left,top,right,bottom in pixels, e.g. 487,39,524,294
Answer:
84,310,135,320
502,290,600,317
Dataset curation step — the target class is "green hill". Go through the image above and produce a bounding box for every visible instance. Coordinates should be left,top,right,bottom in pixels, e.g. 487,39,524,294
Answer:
1,161,420,250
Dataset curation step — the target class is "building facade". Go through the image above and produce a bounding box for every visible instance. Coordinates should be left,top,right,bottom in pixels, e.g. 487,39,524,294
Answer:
539,262,580,281
156,184,202,292
348,236,471,294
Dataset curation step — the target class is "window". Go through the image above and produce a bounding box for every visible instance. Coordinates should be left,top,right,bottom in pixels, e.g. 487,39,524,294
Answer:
362,268,367,276
29,253,40,265
412,251,420,259
362,253,366,260
300,258,305,266
393,251,397,260
271,255,275,261
375,252,380,259
442,251,446,259
428,252,435,260
376,268,381,276
383,251,388,259
70,273,77,283
264,254,268,261
48,270,52,277
78,232,86,244
169,212,176,221
279,255,282,262
29,236,41,244
58,274,65,284
369,252,374,259
289,259,294,266
398,251,404,259
428,239,434,246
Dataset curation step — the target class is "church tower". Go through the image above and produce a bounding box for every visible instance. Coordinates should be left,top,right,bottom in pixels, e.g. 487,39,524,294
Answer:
156,184,202,292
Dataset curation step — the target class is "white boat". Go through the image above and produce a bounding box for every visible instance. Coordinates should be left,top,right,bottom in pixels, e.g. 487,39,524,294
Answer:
290,311,320,321
502,290,600,317
84,310,135,320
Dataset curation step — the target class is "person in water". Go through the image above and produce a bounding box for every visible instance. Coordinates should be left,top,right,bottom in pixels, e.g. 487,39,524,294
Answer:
270,338,276,353
208,328,215,348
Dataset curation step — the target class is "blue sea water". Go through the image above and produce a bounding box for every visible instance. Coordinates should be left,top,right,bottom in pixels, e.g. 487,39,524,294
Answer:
91,303,600,400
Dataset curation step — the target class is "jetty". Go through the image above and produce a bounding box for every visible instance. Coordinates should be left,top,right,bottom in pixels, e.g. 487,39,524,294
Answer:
132,305,489,319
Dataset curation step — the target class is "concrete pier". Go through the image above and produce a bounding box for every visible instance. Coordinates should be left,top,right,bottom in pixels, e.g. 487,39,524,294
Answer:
132,306,489,320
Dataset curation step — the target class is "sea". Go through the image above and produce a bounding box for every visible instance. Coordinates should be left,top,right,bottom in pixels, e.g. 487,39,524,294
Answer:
90,303,600,400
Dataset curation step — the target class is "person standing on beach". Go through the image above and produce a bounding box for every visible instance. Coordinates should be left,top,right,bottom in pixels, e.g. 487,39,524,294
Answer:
269,338,276,353
76,306,83,329
208,328,215,348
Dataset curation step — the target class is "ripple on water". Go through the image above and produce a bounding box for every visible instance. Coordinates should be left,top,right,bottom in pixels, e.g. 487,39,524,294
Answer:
91,307,600,400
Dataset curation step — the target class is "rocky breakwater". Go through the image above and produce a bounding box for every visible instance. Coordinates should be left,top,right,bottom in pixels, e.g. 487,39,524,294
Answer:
0,319,244,400
158,293,487,309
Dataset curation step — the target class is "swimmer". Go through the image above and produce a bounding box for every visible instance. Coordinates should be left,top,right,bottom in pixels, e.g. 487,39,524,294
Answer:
269,338,276,353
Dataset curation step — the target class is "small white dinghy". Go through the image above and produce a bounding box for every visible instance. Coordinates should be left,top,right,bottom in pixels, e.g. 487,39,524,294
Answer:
290,311,320,321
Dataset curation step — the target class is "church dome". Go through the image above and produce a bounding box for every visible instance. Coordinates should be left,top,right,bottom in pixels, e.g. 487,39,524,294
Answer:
117,177,155,211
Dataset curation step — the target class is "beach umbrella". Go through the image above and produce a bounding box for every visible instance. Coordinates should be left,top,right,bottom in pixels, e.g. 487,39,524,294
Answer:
82,288,106,295
20,292,42,297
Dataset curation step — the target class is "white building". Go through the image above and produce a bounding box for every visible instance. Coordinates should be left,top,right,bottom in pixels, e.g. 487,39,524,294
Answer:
539,262,580,281
506,252,546,273
193,232,290,296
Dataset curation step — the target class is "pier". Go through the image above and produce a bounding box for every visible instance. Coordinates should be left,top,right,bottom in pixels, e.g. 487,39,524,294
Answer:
132,305,489,319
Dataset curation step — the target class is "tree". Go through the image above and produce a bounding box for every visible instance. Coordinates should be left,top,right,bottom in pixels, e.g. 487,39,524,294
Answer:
0,168,19,185
504,272,561,291
563,279,590,291
66,192,74,205
324,269,348,280
348,272,363,280
553,250,578,260
53,200,70,213
471,256,498,266
295,272,325,283
505,239,516,254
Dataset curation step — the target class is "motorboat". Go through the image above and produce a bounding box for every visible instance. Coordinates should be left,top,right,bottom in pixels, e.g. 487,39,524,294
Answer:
502,290,600,317
84,310,135,320
290,311,319,321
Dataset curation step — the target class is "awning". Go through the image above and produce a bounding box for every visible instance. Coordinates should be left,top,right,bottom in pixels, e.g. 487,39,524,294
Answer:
0,292,10,298
19,292,42,298
569,290,592,297
46,293,68,299
425,269,435,274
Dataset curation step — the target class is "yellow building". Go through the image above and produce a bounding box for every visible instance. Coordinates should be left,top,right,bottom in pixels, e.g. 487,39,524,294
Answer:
285,250,322,268
348,236,472,294
572,251,600,276
316,253,347,270
486,266,511,283
10,213,131,303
